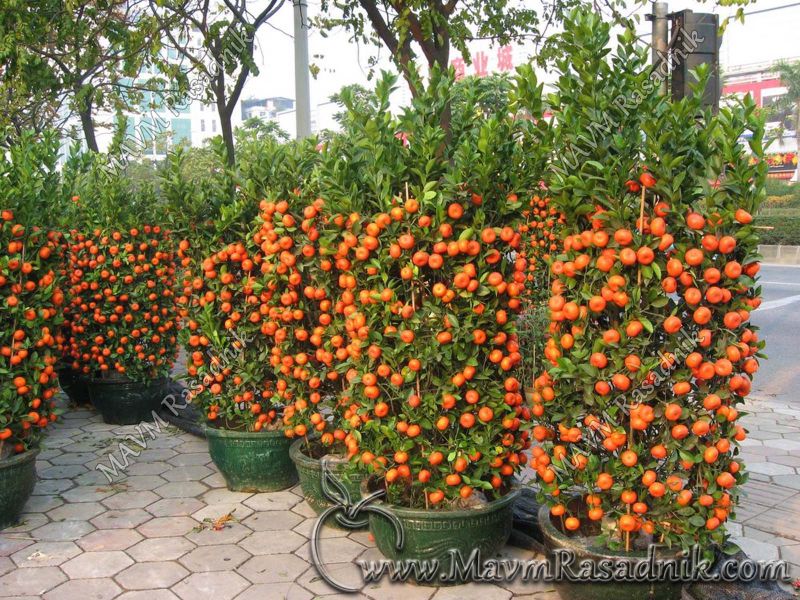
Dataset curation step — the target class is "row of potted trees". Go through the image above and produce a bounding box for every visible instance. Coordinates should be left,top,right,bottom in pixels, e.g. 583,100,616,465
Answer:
1,9,767,596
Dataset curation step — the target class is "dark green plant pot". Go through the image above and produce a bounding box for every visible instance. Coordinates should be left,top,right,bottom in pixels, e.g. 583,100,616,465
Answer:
289,438,363,527
538,504,683,600
366,481,519,584
57,365,92,406
88,377,166,425
206,427,298,492
0,449,39,530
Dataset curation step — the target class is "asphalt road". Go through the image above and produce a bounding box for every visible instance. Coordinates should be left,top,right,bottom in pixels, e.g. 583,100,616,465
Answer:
750,264,800,403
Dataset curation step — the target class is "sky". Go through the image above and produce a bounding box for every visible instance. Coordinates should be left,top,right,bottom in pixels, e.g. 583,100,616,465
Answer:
240,0,800,132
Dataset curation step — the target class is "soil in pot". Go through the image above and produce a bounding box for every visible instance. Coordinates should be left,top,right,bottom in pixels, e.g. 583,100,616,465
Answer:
206,426,298,492
289,438,363,527
88,375,166,425
538,504,685,600
364,478,520,585
0,449,39,530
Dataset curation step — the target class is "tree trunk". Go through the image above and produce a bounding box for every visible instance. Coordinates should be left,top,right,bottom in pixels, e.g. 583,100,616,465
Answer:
78,99,99,153
219,113,235,167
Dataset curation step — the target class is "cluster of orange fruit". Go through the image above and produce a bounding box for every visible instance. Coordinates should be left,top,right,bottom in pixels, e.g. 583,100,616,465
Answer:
183,187,540,507
66,226,179,380
532,171,761,539
0,210,64,451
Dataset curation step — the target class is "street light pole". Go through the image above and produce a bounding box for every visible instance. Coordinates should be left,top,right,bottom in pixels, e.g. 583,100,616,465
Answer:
293,0,312,138
651,1,669,96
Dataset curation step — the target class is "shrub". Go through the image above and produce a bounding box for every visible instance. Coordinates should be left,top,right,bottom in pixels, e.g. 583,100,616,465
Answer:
0,131,67,454
532,9,765,556
755,215,800,245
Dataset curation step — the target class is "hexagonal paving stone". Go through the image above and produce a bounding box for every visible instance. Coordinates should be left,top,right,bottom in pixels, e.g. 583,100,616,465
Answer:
0,557,13,577
244,491,301,512
363,579,438,600
292,518,350,539
62,550,134,578
11,541,81,567
237,553,310,584
178,543,251,572
49,451,97,466
0,536,35,557
153,481,208,499
201,488,254,505
115,561,190,590
192,503,254,523
136,449,179,462
43,577,123,600
239,530,306,556
0,566,67,596
118,475,169,492
161,465,213,482
747,462,796,476
241,510,303,532
136,516,199,538
91,509,151,530
23,494,65,513
235,582,313,600
174,441,209,454
295,536,367,564
185,522,252,547
103,491,161,510
117,591,180,600
32,520,96,541
125,461,172,476
291,501,318,519
127,537,196,562
168,453,210,467
75,470,115,486
295,562,362,595
61,485,118,503
173,571,249,600
38,464,88,479
430,583,512,600
201,471,226,488
4,512,49,533
32,478,75,496
146,497,206,518
77,529,144,552
48,501,107,521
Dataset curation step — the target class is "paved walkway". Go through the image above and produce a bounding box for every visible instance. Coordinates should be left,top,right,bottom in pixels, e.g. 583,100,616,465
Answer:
0,396,797,599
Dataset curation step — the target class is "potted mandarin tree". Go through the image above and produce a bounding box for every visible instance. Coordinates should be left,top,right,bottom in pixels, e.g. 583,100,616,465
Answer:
315,71,549,580
0,131,66,528
531,10,766,600
64,157,180,424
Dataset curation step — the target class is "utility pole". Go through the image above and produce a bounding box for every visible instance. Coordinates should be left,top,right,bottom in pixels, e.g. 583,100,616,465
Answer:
650,2,669,96
293,0,312,138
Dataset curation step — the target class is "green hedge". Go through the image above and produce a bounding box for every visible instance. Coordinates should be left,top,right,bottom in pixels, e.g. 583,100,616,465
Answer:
757,215,800,245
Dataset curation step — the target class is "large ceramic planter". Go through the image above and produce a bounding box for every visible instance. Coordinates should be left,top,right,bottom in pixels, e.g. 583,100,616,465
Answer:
0,449,39,530
366,480,519,584
57,364,92,406
538,504,683,600
88,376,166,425
206,427,298,492
289,439,363,526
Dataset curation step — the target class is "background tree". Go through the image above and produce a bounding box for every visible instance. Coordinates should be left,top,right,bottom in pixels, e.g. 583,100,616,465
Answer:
1,0,177,151
315,0,574,97
769,60,800,181
149,0,284,166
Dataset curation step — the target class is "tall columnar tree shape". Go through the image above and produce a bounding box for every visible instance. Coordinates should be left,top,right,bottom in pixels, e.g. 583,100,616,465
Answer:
532,9,766,556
